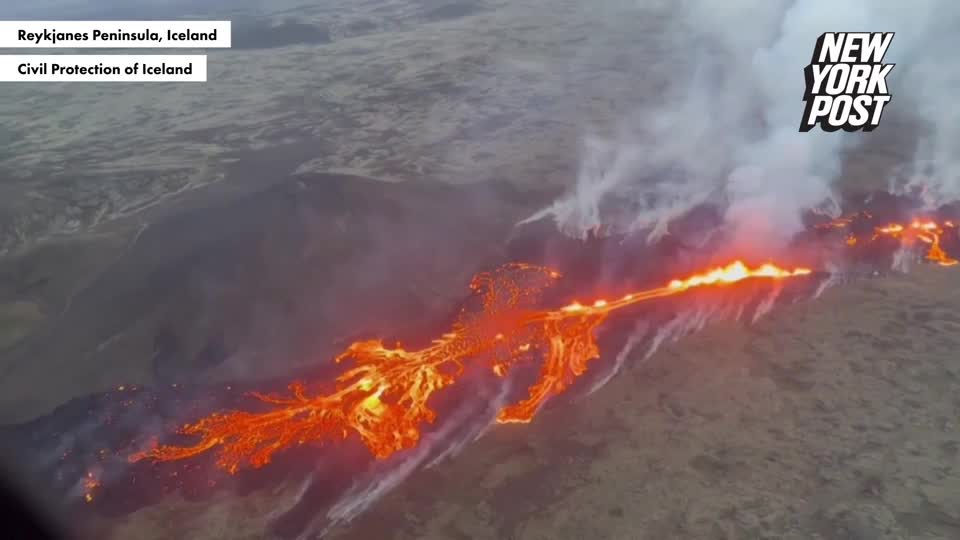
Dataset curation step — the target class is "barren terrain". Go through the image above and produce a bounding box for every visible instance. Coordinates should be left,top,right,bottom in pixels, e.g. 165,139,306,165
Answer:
1,1,957,539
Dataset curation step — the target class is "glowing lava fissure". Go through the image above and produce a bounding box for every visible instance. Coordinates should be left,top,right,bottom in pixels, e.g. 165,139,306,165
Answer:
130,260,811,473
815,214,959,266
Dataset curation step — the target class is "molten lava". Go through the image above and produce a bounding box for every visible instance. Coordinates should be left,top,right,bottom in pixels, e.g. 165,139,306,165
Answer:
128,207,960,475
818,214,959,266
130,260,811,473
82,472,99,503
889,220,959,266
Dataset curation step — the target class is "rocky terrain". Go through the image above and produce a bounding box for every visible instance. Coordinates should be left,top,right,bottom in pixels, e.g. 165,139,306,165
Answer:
1,1,957,539
0,0,689,255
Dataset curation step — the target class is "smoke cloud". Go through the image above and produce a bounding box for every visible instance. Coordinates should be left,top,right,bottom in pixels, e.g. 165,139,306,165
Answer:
892,3,960,206
527,0,960,251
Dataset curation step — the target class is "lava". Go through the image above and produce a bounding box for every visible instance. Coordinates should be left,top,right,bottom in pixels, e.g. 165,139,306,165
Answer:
83,472,100,503
127,205,960,476
817,214,959,266
130,260,811,473
895,220,958,266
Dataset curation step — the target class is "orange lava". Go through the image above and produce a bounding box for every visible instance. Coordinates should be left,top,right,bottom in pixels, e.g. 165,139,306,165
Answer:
129,260,811,473
820,215,959,266
900,220,958,266
83,472,99,503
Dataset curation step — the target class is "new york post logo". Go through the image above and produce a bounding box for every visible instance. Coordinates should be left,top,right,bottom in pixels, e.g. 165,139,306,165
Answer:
800,32,894,132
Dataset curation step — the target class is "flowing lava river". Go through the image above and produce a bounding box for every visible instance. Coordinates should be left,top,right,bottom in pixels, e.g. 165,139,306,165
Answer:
4,190,959,539
127,259,814,472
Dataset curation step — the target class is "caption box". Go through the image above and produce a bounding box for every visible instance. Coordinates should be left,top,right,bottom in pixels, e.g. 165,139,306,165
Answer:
0,21,228,82
0,55,208,82
0,21,231,48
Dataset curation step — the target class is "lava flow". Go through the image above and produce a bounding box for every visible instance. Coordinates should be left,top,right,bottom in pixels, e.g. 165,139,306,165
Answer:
82,472,100,503
817,214,959,266
881,220,958,266
129,260,811,473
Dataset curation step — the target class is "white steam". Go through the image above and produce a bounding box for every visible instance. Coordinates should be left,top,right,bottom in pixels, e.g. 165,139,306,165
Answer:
529,0,960,246
892,3,960,205
299,375,516,539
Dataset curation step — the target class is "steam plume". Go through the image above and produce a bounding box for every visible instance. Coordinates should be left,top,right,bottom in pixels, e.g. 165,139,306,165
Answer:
527,0,960,250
